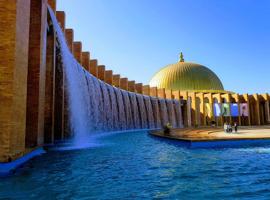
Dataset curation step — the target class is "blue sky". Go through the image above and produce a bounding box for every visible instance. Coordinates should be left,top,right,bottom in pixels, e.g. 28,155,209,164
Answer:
57,0,270,94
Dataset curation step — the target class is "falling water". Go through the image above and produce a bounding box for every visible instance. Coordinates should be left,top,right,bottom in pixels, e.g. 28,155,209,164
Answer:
150,97,161,128
129,93,141,129
49,7,183,145
159,99,169,126
166,99,177,127
144,96,155,129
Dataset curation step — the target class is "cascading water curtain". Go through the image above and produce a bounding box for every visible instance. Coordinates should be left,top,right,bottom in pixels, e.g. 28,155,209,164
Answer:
48,7,183,144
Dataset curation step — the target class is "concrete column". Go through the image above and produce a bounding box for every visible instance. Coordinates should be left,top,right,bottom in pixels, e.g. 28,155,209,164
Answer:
143,85,150,95
112,74,120,87
128,81,135,92
253,94,261,125
233,94,242,126
187,97,192,127
73,42,82,64
0,0,31,162
150,87,158,97
198,93,205,126
54,17,67,140
44,19,55,144
47,0,56,12
105,70,113,85
82,52,90,71
56,11,65,33
265,101,270,123
209,96,214,122
180,91,188,100
89,59,98,77
97,65,105,81
135,83,143,94
172,91,181,100
158,88,165,98
25,0,48,147
120,78,128,90
190,92,197,126
243,94,251,126
54,47,64,140
165,89,173,99
65,29,74,53
214,93,223,126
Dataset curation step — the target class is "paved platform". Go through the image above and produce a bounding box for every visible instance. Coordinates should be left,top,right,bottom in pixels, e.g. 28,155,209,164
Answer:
149,126,270,148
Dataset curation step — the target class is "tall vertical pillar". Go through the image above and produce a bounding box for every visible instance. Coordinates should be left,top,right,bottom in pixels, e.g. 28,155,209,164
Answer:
105,70,113,85
73,42,82,64
82,52,90,71
56,10,68,139
198,93,205,126
143,85,150,95
265,101,270,123
112,74,120,87
243,94,251,126
158,88,165,98
180,91,189,127
97,65,105,81
47,0,56,12
187,96,192,127
56,11,65,33
0,0,31,161
172,91,181,100
165,89,173,99
54,47,64,140
89,59,98,77
190,92,197,126
65,29,74,53
128,81,135,92
120,78,128,90
135,83,143,94
44,14,55,144
150,87,158,97
214,93,223,126
25,0,48,147
253,94,261,125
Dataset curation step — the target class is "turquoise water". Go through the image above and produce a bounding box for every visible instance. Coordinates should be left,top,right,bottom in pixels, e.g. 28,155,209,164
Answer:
1,131,270,199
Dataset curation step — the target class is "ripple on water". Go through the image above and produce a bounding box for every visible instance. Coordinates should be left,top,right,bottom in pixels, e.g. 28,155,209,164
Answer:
1,131,270,199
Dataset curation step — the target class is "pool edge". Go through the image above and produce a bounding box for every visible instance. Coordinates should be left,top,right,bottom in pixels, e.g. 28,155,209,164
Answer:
0,147,46,177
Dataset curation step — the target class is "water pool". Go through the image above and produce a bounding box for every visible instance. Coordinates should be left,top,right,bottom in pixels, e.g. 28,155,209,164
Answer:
1,131,270,199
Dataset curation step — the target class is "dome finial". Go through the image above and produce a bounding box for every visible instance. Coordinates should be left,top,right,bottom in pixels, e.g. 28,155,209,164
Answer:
179,52,185,62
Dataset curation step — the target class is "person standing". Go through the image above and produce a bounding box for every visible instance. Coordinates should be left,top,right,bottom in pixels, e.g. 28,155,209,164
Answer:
234,122,238,133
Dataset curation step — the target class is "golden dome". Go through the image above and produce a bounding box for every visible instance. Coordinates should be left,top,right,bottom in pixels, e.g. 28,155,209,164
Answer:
149,54,224,91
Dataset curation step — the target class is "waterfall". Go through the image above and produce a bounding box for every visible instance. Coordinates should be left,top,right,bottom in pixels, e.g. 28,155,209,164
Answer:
166,99,177,127
129,93,141,129
109,87,119,130
101,83,112,131
137,95,148,128
48,7,183,144
159,99,169,127
150,97,161,128
144,96,155,129
122,91,134,129
174,100,183,128
115,89,127,130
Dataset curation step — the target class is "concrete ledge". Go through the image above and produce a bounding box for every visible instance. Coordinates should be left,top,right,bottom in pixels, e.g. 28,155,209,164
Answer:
149,127,270,148
0,147,46,177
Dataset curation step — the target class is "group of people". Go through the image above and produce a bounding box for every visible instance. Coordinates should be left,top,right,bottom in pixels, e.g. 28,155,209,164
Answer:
224,122,238,133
